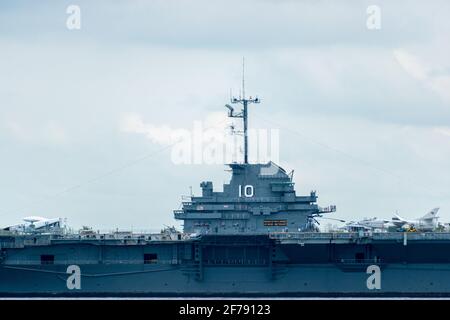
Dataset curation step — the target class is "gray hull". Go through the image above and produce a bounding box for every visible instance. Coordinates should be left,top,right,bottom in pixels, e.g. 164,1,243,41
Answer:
2,263,450,297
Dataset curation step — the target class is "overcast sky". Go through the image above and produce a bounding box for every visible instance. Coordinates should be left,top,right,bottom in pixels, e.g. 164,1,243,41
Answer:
1,0,449,230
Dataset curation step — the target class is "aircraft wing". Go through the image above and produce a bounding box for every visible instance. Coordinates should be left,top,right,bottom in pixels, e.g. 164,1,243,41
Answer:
391,214,408,227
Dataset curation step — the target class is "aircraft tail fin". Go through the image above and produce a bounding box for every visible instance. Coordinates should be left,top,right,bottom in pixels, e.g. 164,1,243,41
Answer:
421,207,440,221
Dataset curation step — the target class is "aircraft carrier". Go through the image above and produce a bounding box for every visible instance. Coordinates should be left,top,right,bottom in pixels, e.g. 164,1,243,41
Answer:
1,90,449,297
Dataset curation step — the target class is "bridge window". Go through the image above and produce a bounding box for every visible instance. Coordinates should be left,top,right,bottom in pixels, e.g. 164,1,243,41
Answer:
40,255,54,265
144,253,158,264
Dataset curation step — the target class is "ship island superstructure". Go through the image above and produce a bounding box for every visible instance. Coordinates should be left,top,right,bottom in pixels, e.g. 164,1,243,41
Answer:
175,87,335,235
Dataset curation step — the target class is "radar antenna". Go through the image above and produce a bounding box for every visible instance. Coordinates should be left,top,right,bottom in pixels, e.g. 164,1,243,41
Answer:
224,58,260,164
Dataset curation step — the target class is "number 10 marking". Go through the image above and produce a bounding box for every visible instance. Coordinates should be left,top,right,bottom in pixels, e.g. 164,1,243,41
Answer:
239,185,254,198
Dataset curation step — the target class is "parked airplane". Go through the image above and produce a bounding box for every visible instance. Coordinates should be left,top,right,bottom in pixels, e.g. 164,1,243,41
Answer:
391,208,440,232
338,208,441,232
340,217,392,232
3,216,62,233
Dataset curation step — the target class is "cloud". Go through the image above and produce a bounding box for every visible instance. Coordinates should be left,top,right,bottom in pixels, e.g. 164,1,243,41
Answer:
394,49,450,102
434,127,450,138
5,120,28,141
3,119,68,145
119,113,186,145
119,111,231,146
0,0,441,48
393,50,428,80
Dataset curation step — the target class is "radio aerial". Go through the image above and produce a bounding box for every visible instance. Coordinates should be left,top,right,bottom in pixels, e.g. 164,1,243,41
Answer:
224,58,260,164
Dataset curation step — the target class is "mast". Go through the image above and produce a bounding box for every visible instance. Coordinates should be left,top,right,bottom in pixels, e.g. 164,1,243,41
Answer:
225,58,260,164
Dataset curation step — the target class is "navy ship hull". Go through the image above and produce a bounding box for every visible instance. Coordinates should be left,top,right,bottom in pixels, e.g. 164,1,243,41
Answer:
2,233,450,297
2,263,450,297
